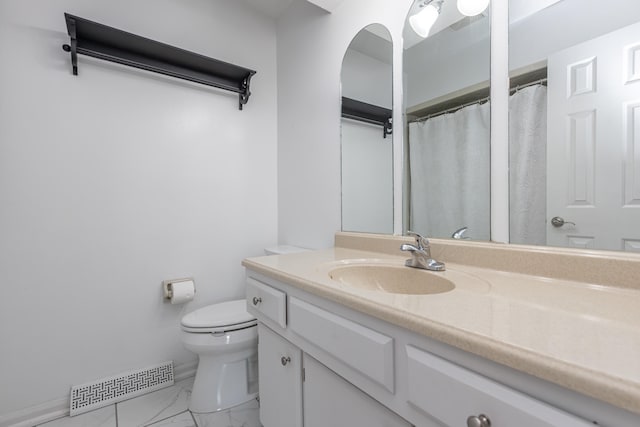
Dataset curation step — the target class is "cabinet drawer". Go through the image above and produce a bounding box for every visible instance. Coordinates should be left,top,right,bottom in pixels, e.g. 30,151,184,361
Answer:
406,346,593,427
246,278,286,328
289,297,394,392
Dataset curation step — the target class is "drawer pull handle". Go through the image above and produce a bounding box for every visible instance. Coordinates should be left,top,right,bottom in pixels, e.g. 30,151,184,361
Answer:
281,356,291,366
252,296,262,306
467,414,491,427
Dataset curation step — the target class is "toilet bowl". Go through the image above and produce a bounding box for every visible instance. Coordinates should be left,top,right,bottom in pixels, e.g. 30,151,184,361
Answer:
181,299,258,413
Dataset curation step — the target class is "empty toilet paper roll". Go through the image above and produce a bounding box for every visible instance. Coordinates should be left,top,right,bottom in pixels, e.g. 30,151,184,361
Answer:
163,279,195,304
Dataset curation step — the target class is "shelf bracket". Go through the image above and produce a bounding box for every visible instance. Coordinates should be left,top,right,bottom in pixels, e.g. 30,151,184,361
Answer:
342,97,393,139
239,73,255,110
383,117,393,139
61,17,78,75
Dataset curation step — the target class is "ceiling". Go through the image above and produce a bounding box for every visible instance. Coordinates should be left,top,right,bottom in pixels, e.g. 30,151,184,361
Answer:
242,0,295,18
242,0,345,19
243,0,563,22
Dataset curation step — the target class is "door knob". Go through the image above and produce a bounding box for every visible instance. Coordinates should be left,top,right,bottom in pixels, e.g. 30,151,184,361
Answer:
467,414,491,427
551,216,575,227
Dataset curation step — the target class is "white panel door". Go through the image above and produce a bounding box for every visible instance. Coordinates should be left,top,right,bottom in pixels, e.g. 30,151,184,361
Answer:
258,323,303,427
302,354,414,427
547,21,640,251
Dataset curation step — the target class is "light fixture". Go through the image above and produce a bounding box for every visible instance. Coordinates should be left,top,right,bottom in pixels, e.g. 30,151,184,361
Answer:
409,0,443,38
457,0,490,17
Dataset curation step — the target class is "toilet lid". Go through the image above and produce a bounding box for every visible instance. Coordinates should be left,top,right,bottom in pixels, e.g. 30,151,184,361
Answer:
181,299,256,330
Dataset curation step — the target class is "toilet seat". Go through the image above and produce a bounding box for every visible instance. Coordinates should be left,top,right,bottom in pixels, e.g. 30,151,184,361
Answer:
181,299,257,334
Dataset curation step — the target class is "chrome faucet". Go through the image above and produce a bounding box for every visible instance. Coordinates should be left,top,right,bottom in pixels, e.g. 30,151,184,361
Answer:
400,231,445,271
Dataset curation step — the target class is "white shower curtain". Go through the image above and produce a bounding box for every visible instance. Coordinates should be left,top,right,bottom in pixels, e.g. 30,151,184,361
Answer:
509,84,547,245
408,102,491,240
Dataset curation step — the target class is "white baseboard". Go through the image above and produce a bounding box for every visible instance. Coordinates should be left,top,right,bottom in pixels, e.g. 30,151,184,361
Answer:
174,359,198,382
0,360,197,427
0,397,68,427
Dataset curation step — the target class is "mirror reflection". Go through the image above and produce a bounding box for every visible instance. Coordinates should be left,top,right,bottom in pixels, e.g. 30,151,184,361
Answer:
509,0,640,252
340,24,393,234
403,0,491,241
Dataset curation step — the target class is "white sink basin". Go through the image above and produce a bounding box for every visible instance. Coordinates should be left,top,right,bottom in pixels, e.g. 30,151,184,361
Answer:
328,264,455,295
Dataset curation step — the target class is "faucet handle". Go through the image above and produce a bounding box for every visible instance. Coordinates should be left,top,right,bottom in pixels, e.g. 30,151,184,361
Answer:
407,230,429,250
451,226,469,239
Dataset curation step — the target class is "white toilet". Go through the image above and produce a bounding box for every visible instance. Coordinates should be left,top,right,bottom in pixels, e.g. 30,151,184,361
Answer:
181,299,258,413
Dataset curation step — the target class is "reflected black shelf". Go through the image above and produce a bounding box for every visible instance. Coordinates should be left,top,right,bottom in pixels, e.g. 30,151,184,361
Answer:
62,13,256,110
341,97,392,138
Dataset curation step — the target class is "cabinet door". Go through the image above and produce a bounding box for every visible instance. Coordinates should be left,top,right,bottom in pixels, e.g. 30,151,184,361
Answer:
303,354,413,427
258,323,303,427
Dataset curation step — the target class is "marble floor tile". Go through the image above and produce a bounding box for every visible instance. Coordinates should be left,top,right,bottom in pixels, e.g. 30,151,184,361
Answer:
192,399,261,427
146,410,197,427
37,405,116,427
31,377,260,427
117,377,194,427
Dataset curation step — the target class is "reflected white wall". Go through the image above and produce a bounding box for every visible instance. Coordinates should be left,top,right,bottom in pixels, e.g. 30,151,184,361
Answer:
342,48,392,108
341,120,393,234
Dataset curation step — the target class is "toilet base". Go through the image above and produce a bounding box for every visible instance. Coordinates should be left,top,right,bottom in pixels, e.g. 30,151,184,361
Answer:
189,349,259,414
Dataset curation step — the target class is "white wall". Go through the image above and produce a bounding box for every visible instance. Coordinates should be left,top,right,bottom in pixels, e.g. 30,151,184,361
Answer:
277,0,414,249
0,0,277,416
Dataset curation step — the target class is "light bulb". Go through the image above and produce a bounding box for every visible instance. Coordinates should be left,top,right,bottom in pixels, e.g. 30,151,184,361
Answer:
457,0,490,17
409,3,440,38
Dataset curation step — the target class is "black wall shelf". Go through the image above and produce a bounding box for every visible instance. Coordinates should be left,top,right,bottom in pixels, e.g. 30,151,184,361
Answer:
341,97,392,138
62,13,256,110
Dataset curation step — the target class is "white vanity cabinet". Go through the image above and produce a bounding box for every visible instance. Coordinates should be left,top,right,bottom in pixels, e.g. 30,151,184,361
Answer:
245,270,635,427
249,275,412,427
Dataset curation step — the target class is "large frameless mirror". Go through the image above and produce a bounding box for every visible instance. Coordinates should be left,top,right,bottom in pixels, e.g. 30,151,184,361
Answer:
508,0,640,252
402,0,491,241
340,24,394,234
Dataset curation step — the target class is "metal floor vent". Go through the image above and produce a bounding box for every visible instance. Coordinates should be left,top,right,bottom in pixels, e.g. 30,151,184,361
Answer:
70,361,174,416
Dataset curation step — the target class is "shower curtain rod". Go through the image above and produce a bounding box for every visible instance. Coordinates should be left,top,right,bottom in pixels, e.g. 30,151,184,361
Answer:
413,96,490,122
510,77,547,94
411,78,548,123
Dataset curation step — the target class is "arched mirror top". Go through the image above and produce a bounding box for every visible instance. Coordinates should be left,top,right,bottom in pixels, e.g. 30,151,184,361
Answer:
341,24,393,108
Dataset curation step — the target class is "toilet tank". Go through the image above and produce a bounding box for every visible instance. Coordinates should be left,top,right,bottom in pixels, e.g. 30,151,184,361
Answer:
264,245,309,255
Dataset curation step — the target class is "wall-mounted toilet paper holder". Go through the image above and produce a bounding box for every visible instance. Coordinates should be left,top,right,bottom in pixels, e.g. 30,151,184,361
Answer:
162,278,196,304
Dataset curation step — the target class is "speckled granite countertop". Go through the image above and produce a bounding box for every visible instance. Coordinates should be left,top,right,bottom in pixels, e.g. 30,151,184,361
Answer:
242,233,640,415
